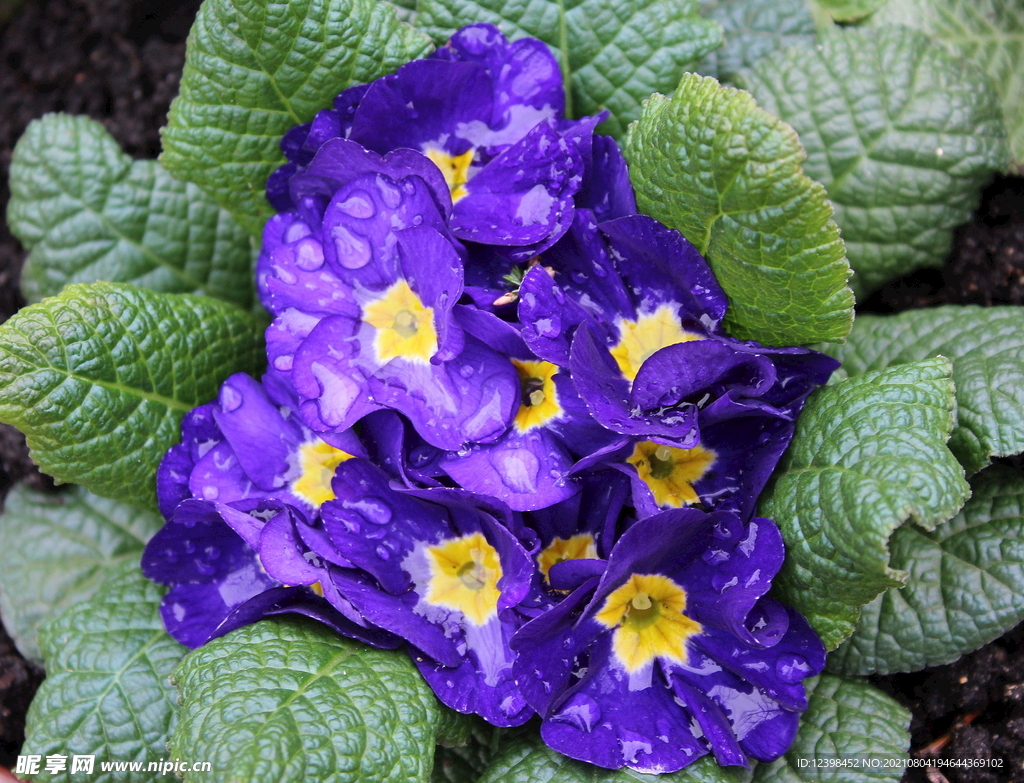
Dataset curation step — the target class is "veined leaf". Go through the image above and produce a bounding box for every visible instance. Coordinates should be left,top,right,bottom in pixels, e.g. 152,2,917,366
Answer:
0,484,161,661
830,466,1024,674
824,306,1024,474
0,282,265,510
7,114,255,308
415,0,723,138
759,358,969,650
19,562,186,783
623,73,853,346
737,25,1010,297
170,617,453,783
160,0,433,236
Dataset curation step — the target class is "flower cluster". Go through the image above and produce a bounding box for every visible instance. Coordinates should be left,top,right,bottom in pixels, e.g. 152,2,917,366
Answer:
143,24,837,773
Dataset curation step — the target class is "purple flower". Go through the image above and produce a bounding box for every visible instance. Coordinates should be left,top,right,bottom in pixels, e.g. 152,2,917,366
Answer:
267,24,589,258
141,498,396,650
315,459,538,726
258,141,521,451
511,510,825,772
156,371,366,519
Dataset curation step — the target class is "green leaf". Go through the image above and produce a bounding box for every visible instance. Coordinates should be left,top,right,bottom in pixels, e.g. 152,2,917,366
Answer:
751,675,910,782
623,73,853,346
823,306,1024,475
872,0,1024,172
20,561,186,783
170,616,452,783
415,0,723,138
160,0,433,236
758,358,970,650
0,484,161,662
7,114,255,309
829,465,1024,675
697,0,817,84
0,282,266,510
812,0,886,22
475,732,748,783
736,25,1010,298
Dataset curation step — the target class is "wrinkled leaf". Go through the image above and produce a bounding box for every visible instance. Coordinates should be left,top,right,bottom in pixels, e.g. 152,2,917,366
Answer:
751,675,910,782
812,0,885,22
19,562,186,783
759,358,969,650
825,306,1024,475
737,25,1010,297
624,73,853,346
830,466,1024,675
7,114,255,308
416,0,723,138
171,617,452,783
0,484,161,662
872,0,1024,172
475,732,748,783
160,0,433,236
0,282,265,510
697,0,817,83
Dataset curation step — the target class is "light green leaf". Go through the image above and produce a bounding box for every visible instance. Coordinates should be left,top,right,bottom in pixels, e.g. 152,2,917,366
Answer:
7,114,255,309
160,0,433,236
475,733,748,783
20,562,186,783
812,0,885,22
0,484,161,662
623,73,853,346
170,616,453,783
388,0,418,23
736,25,1010,297
873,0,1024,172
0,282,266,510
751,675,909,782
697,0,817,83
415,0,723,138
830,466,1024,675
824,306,1024,475
759,358,969,650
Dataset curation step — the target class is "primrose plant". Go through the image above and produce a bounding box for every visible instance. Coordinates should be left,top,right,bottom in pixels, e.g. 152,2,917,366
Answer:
0,0,1022,781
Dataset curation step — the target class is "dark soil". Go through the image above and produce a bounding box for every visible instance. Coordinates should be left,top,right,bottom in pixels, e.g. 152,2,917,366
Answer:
0,0,1022,779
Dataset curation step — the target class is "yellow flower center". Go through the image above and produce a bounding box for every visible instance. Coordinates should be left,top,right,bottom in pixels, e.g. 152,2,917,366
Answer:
424,147,474,203
537,534,598,583
511,359,563,432
594,573,702,672
362,279,438,364
626,441,716,508
609,304,702,382
424,533,503,626
290,439,355,508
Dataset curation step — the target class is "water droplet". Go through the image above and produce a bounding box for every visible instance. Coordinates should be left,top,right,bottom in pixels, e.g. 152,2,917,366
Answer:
335,191,376,219
376,545,391,560
554,694,601,733
459,365,475,378
182,539,195,554
205,545,220,560
776,655,811,684
219,383,243,412
202,485,219,500
284,221,312,243
332,224,371,269
294,238,325,271
273,355,294,371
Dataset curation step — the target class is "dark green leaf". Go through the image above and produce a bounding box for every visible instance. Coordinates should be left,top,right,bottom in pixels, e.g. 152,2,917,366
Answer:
160,0,433,236
830,466,1024,674
759,358,969,650
737,25,1010,297
415,0,723,138
0,484,161,661
751,675,910,782
697,0,816,84
824,306,1024,475
0,282,265,510
7,114,255,308
20,562,186,783
623,73,853,346
170,617,453,783
872,0,1024,172
475,732,748,783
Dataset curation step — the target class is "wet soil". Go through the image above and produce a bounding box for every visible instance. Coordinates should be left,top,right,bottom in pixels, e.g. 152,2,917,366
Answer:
0,0,1022,778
